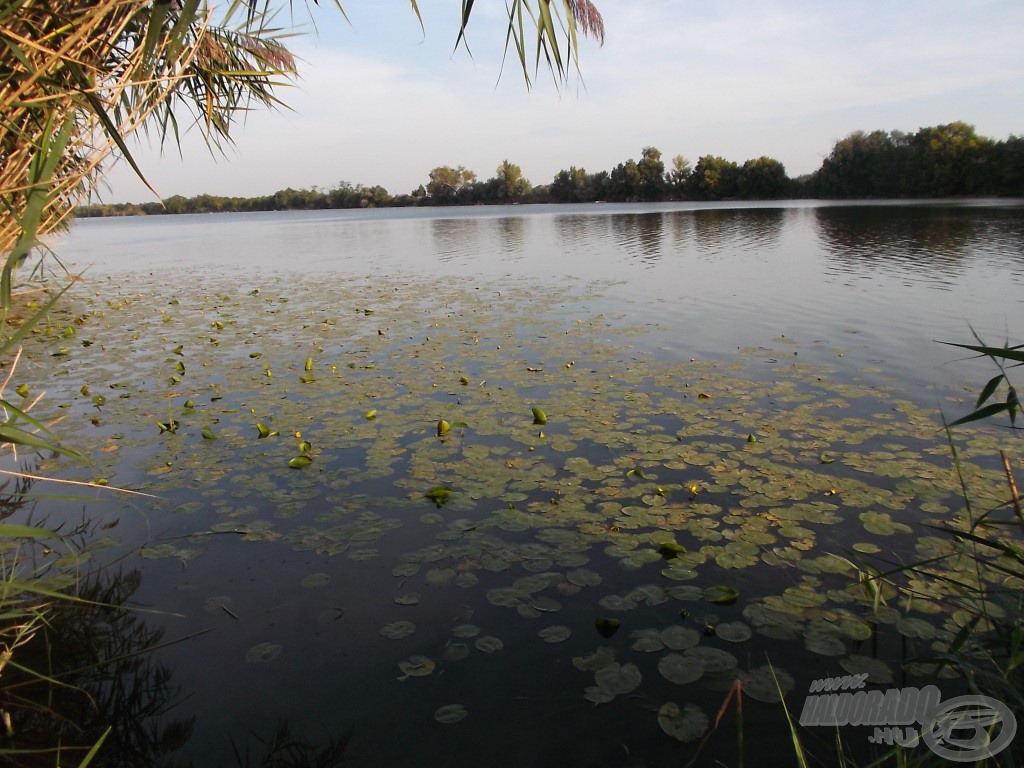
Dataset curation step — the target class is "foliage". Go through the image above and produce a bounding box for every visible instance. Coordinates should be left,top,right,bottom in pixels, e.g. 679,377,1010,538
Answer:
74,121,1024,215
809,122,1024,198
426,165,479,204
943,332,1022,429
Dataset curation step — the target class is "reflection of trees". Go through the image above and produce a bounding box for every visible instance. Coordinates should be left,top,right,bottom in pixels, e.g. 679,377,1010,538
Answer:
429,217,481,262
610,213,664,264
496,216,526,259
231,720,351,768
812,205,1002,277
554,213,607,254
1,565,195,767
675,208,785,253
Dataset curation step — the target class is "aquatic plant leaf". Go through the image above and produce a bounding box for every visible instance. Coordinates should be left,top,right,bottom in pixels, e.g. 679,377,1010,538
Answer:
398,655,436,679
434,704,468,724
704,585,739,605
531,406,547,425
630,628,664,652
715,621,752,643
567,568,602,587
739,665,794,703
245,642,282,664
839,654,893,685
475,636,504,653
896,617,935,640
860,511,912,536
424,486,453,507
201,425,217,440
451,624,481,638
380,621,416,639
288,455,312,468
658,540,686,558
658,654,704,685
594,662,641,694
594,617,621,638
584,686,616,704
658,702,708,742
683,647,738,673
538,625,571,643
301,573,330,588
572,647,616,672
660,626,700,650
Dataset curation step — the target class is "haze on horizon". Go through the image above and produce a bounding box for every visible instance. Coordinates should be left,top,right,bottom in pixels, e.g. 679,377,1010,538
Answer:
97,0,1024,204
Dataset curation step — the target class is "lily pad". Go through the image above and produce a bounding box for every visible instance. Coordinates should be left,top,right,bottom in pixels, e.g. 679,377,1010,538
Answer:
594,662,642,694
572,647,616,672
839,654,894,685
658,702,708,742
738,665,794,703
434,704,468,724
380,621,417,640
475,636,504,653
714,621,752,643
594,617,621,638
397,655,436,680
245,642,282,664
658,654,704,685
538,625,572,643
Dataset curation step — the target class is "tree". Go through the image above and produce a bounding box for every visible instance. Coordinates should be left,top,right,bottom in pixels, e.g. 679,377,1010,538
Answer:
636,146,668,201
669,155,692,198
0,0,605,309
551,167,587,202
737,156,790,199
492,160,532,201
604,160,642,202
906,122,994,197
689,155,739,200
427,165,477,204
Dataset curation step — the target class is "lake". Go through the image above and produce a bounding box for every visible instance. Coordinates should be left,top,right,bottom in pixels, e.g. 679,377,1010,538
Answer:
7,200,1024,766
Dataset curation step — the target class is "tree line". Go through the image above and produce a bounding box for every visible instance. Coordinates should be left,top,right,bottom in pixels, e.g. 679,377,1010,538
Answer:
76,122,1023,217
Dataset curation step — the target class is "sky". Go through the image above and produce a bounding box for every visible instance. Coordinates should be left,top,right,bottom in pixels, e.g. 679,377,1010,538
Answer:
97,0,1024,203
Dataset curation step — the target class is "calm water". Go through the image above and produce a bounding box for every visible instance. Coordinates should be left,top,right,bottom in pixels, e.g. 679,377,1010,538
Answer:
14,200,1024,766
59,200,1024,388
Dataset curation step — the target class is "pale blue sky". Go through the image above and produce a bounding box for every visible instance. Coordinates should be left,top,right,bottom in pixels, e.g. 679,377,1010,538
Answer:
98,0,1024,203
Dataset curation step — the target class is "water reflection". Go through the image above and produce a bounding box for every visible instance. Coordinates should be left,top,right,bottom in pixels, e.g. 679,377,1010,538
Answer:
812,205,1024,288
496,216,526,260
677,208,785,256
609,212,664,265
2,564,195,767
429,217,482,263
553,213,608,256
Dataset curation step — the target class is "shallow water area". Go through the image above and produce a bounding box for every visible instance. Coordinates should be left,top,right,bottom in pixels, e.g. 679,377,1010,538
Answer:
5,200,1024,766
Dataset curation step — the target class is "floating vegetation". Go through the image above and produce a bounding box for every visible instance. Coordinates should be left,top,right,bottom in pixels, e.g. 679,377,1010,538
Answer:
380,621,416,640
18,268,1014,758
245,642,282,664
433,704,468,724
658,702,708,742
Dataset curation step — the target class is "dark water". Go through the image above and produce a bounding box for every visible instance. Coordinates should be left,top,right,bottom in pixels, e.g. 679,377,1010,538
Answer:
13,200,1024,767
